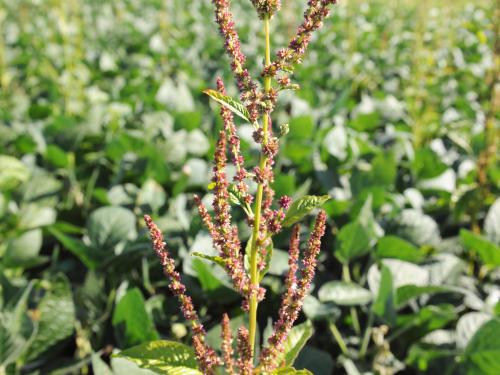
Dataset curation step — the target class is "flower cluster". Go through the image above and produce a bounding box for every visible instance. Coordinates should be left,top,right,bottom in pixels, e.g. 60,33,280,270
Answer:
144,215,221,374
212,0,262,121
259,211,327,371
144,0,337,373
262,0,338,85
249,0,282,19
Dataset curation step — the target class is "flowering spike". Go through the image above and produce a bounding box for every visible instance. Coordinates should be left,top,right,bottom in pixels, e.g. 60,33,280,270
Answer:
262,0,338,80
249,0,282,19
209,132,251,305
221,313,235,374
212,0,262,121
259,211,327,371
216,77,251,203
236,327,253,375
143,215,221,373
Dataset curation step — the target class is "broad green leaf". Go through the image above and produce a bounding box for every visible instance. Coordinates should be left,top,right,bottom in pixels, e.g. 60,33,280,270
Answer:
318,281,372,306
115,340,201,375
3,229,44,268
87,206,137,250
464,318,500,375
191,258,224,292
335,221,371,264
18,204,57,229
396,209,441,247
372,265,396,325
484,198,500,245
1,282,35,367
302,295,340,321
278,321,314,367
294,346,334,375
396,285,461,307
0,155,30,191
137,179,166,213
48,227,99,269
282,195,330,227
460,229,500,266
203,89,251,123
376,235,424,263
112,288,159,348
26,275,76,361
457,312,491,349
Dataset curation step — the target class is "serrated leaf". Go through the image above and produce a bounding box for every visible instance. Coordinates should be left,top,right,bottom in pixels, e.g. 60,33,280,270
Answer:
283,195,330,227
203,89,251,123
318,281,372,306
115,340,201,375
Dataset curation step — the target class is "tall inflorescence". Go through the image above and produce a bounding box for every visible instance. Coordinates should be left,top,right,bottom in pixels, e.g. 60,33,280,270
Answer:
145,0,337,373
144,216,221,374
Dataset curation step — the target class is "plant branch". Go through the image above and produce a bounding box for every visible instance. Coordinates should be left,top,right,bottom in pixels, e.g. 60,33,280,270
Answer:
248,15,272,359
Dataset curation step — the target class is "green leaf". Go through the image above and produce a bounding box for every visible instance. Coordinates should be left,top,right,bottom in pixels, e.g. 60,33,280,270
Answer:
115,340,201,375
302,296,340,322
464,318,500,375
294,346,334,375
484,198,500,245
26,275,76,361
270,368,313,375
48,227,99,269
318,281,372,306
277,321,314,367
460,229,500,266
112,288,159,348
372,265,396,325
87,206,137,250
191,258,224,292
457,312,492,349
396,209,441,247
191,252,226,268
396,285,458,307
335,221,371,264
0,155,30,191
3,229,44,268
282,195,330,227
203,89,251,123
376,235,424,263
289,115,314,139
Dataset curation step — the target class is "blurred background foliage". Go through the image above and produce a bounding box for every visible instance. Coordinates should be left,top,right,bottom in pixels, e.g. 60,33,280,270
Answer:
0,0,499,374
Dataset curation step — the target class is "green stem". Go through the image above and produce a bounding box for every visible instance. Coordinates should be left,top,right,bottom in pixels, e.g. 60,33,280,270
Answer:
248,15,272,359
359,310,373,358
342,264,361,335
329,321,349,356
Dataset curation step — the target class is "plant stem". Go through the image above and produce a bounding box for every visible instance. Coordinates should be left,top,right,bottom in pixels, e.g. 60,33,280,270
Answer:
342,264,361,335
329,321,349,356
359,310,373,358
248,15,272,359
